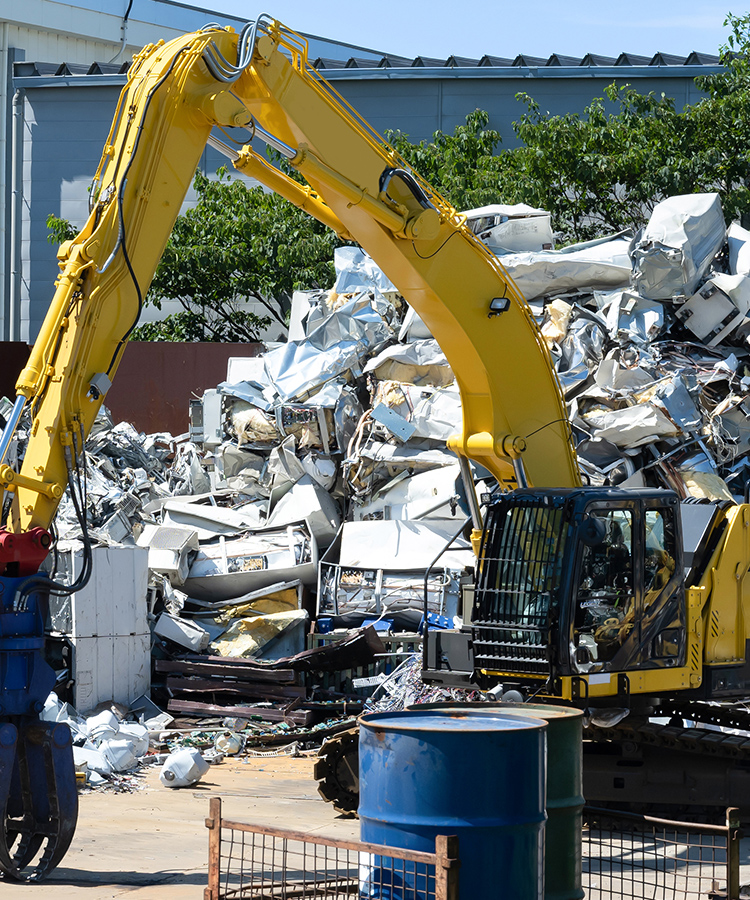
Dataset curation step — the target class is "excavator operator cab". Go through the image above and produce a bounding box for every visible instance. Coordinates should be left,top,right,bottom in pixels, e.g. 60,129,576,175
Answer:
569,495,683,677
425,487,687,698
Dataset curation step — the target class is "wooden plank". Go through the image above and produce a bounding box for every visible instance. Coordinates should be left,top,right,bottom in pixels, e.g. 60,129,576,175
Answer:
166,676,306,700
204,796,221,900
435,834,460,900
168,699,314,726
155,659,297,684
212,819,438,865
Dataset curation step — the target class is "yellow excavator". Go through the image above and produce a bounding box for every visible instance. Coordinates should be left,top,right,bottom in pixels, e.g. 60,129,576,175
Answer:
0,14,748,880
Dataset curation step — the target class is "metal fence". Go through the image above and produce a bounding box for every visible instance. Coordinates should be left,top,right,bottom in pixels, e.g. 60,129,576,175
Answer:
582,806,741,900
204,797,459,900
205,797,740,900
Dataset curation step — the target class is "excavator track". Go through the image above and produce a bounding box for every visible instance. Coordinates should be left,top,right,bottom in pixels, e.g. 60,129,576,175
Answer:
585,701,750,762
582,702,750,820
313,727,360,817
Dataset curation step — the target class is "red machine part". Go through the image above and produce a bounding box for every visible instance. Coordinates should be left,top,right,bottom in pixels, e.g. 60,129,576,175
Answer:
0,529,52,577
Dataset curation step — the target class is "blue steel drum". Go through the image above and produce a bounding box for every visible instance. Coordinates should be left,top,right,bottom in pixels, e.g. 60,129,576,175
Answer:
359,709,547,900
408,702,584,900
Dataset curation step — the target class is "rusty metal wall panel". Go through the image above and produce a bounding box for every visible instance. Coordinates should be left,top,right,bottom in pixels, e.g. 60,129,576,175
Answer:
106,342,263,435
0,341,263,436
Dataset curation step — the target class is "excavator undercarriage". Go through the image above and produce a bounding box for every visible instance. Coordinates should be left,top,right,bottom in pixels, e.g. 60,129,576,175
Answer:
314,701,750,822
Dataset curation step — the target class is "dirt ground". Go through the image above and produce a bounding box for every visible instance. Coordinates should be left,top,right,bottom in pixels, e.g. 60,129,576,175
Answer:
5,753,750,899
0,755,359,899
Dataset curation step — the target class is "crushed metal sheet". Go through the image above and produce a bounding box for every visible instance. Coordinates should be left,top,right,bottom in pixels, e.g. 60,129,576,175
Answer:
581,402,682,448
332,246,398,295
495,232,633,301
631,192,726,300
265,475,341,550
184,522,319,601
262,292,394,402
162,498,265,539
603,290,665,346
363,339,453,386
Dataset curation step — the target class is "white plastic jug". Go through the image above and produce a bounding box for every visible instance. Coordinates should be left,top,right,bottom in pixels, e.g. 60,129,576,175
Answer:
159,748,210,788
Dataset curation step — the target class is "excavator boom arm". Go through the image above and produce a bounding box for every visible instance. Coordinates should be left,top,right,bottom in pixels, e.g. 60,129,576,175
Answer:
0,17,580,881
2,18,579,537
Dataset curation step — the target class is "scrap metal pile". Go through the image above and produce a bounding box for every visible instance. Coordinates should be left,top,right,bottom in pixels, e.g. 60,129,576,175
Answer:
3,190,749,780
491,192,750,499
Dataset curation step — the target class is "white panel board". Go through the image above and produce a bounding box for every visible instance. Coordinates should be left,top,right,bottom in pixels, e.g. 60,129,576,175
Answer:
56,544,151,711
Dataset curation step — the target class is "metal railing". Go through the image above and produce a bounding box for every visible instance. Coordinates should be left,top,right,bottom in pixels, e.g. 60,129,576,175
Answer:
204,797,460,900
582,806,741,900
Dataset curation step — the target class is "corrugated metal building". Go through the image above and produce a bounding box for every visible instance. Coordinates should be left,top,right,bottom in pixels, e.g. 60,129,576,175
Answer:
0,0,723,342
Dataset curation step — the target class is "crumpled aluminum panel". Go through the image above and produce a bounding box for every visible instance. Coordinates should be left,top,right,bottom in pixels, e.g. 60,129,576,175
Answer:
497,233,632,300
631,192,726,299
263,293,393,401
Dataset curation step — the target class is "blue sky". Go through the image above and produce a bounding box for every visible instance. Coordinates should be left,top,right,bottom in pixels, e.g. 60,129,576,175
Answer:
210,1,735,59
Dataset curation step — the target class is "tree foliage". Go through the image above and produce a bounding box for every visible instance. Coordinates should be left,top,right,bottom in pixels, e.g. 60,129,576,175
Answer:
46,213,77,245
386,109,503,210
131,169,342,341
384,13,750,244
499,85,698,242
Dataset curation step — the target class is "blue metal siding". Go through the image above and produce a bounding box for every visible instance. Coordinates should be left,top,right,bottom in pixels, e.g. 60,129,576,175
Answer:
18,83,232,340
333,73,711,147
15,65,719,340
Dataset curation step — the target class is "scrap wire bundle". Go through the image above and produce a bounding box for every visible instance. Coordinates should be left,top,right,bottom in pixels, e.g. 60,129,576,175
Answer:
365,654,483,713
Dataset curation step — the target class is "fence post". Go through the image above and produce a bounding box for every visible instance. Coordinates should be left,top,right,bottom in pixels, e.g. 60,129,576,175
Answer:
726,807,741,900
435,834,460,900
204,796,222,900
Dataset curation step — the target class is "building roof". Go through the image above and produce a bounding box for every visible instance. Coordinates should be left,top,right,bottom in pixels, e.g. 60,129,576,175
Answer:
298,50,721,72
13,50,723,90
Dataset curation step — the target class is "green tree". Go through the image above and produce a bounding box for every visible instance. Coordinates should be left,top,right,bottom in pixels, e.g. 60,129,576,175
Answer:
499,85,699,242
46,213,78,244
382,13,750,244
385,109,504,210
689,12,750,224
131,169,342,341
